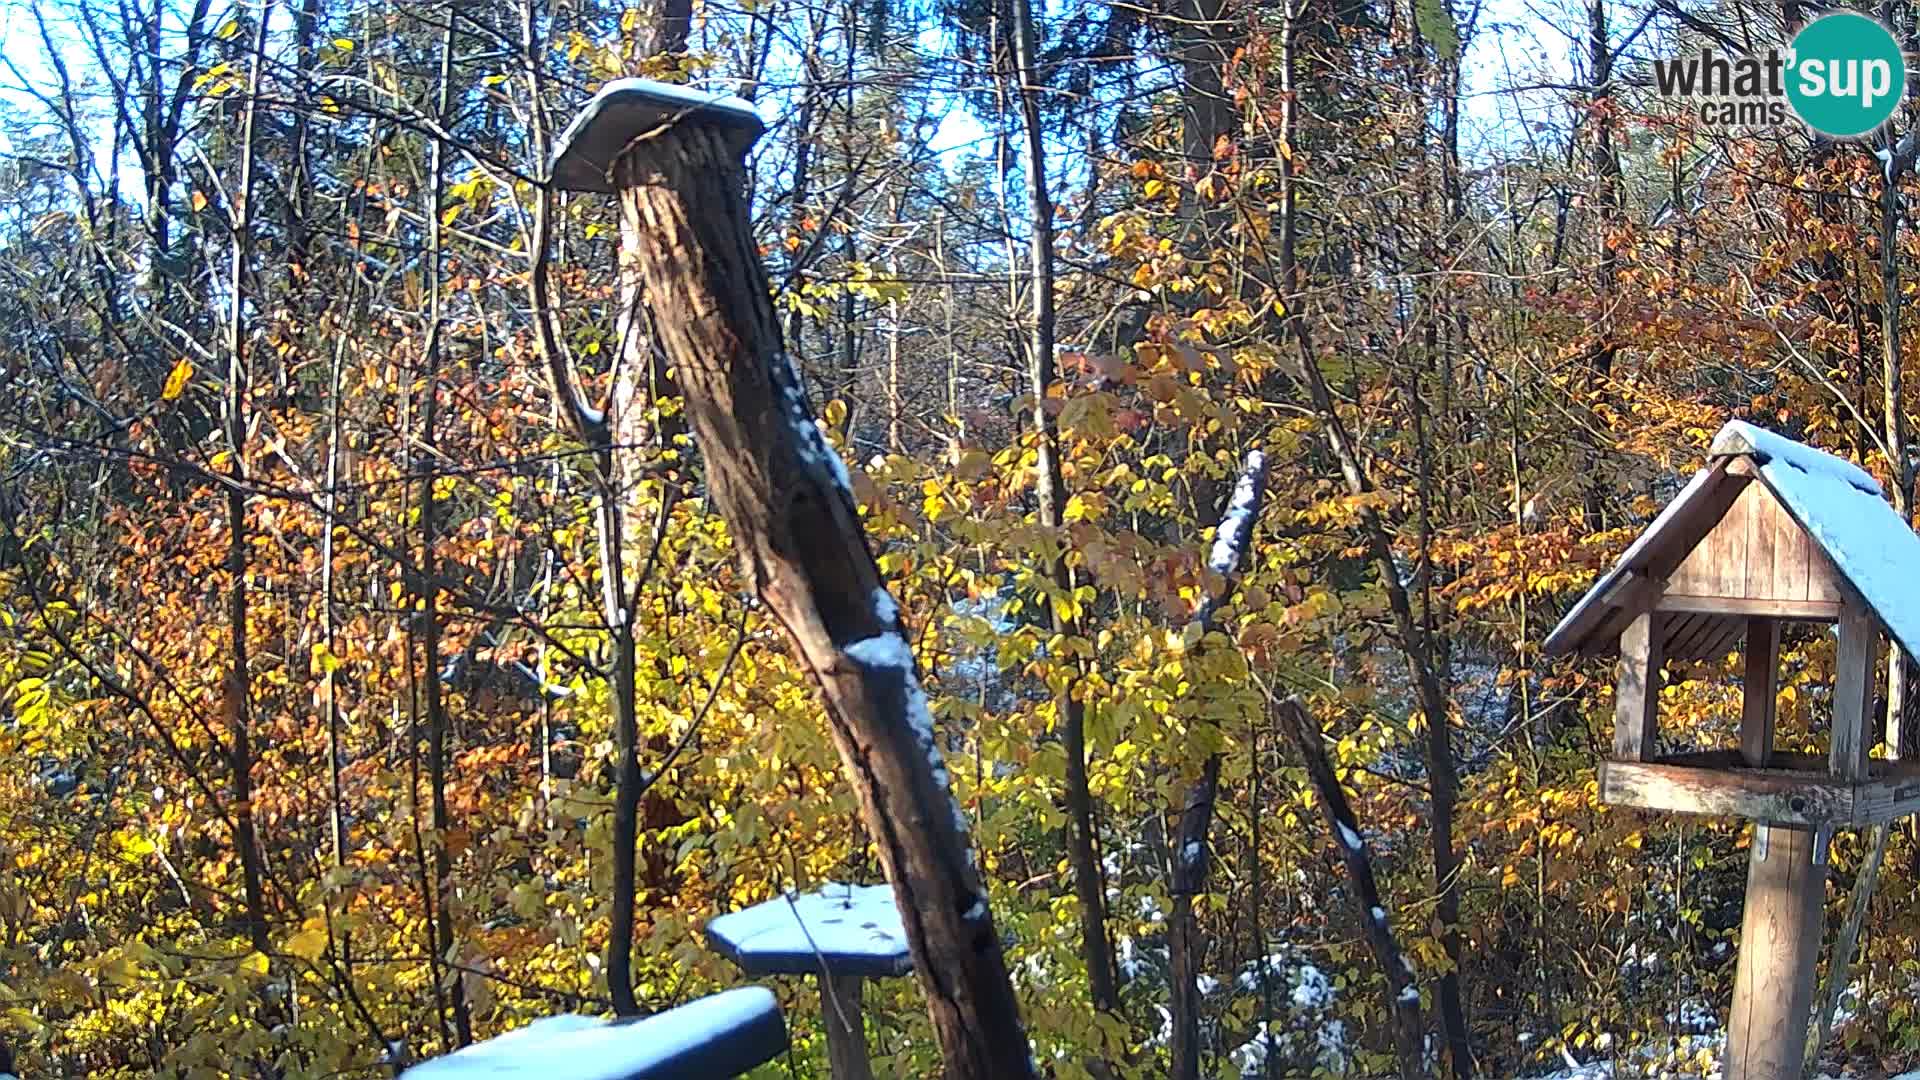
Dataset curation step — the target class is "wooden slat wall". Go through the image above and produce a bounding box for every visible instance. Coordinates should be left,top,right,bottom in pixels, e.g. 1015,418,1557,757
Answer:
1666,480,1840,603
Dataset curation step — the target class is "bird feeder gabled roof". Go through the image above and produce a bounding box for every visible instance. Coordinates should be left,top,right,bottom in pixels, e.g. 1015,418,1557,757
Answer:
1543,420,1920,662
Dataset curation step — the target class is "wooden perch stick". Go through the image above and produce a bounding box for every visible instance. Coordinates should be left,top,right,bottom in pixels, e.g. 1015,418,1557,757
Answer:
602,119,1034,1079
1272,696,1428,1078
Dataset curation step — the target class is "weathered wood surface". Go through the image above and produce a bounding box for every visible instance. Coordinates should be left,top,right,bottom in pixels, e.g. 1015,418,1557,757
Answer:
1654,594,1842,620
1741,618,1779,767
1667,478,1842,604
1600,752,1920,826
823,975,874,1080
1832,600,1877,782
1725,824,1826,1080
1600,759,1852,826
609,123,1035,1079
1614,610,1662,761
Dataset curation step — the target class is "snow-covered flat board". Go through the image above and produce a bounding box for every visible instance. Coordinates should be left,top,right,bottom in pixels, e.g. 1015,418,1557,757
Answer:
400,987,786,1080
550,79,766,193
706,882,913,978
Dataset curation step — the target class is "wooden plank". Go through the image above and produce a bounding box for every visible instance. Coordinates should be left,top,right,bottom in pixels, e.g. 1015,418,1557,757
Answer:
1807,547,1844,603
1699,620,1747,663
1724,824,1826,1080
1658,612,1699,658
1742,619,1780,767
1832,600,1877,782
1769,484,1811,602
1614,611,1663,761
1672,614,1726,660
1654,594,1841,620
1744,481,1775,600
1599,760,1854,826
1854,763,1920,824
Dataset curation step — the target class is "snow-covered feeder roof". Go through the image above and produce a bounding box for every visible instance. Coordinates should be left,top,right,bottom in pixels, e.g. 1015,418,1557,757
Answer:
706,883,913,978
550,79,765,193
1544,419,1920,662
399,987,786,1080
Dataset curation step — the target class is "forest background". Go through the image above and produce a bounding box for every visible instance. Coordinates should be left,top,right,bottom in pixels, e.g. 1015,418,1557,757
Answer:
1,0,1917,1073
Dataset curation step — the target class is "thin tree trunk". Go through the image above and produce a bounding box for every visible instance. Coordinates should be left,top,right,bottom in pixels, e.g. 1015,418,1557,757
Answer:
522,0,650,1016
1272,0,1471,1070
1008,0,1119,1015
1272,697,1429,1077
419,16,471,1047
1169,451,1268,1080
1809,99,1917,1065
224,0,272,961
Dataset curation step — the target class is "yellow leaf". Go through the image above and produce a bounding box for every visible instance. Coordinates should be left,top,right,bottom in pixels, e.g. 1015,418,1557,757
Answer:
239,951,270,976
286,928,329,962
162,358,193,400
191,190,208,212
217,18,241,39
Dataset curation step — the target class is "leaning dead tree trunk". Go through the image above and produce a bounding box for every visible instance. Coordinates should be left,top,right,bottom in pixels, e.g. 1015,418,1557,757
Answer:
547,84,1037,1079
1168,450,1268,1080
1272,696,1428,1077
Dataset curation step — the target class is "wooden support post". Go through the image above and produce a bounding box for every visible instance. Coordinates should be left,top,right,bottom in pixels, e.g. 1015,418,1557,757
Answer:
821,975,874,1080
1832,601,1877,782
1615,610,1662,761
1742,618,1779,767
1725,824,1827,1080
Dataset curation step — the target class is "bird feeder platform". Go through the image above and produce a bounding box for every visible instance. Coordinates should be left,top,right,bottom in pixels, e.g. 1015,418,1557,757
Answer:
399,987,787,1080
706,884,911,1080
1545,420,1920,1080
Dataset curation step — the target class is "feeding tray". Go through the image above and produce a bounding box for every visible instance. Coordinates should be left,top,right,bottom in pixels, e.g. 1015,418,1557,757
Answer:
706,882,912,979
550,79,765,193
706,883,912,1080
399,987,786,1080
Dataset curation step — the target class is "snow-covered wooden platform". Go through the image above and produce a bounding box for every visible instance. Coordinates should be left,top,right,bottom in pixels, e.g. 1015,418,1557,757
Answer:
399,987,786,1080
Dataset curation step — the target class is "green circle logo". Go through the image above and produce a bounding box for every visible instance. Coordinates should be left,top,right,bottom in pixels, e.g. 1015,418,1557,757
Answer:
1786,13,1906,137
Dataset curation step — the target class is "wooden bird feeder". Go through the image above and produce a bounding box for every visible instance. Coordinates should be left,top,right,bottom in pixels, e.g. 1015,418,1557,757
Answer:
706,884,913,1080
1545,420,1920,1080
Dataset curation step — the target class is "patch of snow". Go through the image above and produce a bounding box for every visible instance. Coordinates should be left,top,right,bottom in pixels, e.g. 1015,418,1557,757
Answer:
1196,974,1220,995
1208,450,1268,574
1137,894,1165,923
1712,420,1881,495
551,79,761,168
842,629,974,847
1290,963,1334,1010
1336,821,1365,853
1371,905,1388,924
775,352,855,497
1237,952,1289,992
1750,436,1920,661
870,587,899,627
